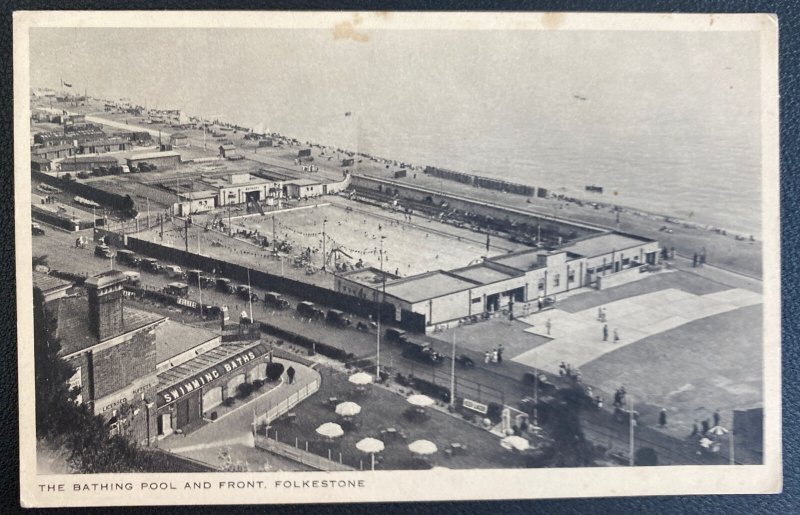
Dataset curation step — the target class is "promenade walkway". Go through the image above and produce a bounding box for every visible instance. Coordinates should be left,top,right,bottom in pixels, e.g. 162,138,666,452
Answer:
512,287,762,373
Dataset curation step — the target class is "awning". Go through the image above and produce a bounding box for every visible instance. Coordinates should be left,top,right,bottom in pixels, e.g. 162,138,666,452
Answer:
156,342,268,407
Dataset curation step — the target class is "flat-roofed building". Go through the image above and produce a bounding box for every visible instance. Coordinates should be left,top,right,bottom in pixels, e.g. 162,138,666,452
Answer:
126,150,181,170
336,231,659,331
60,155,120,172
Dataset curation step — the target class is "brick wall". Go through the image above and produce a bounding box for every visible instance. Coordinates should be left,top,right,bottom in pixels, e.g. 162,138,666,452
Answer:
93,328,157,399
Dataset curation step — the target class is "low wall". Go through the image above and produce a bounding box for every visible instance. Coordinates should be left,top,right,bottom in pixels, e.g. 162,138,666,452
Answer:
596,265,649,290
254,434,354,472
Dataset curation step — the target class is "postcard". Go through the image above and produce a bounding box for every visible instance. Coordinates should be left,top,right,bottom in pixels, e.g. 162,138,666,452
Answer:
15,10,781,507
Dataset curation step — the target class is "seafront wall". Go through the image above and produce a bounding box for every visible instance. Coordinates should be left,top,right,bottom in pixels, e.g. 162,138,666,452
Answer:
424,166,542,197
351,174,602,240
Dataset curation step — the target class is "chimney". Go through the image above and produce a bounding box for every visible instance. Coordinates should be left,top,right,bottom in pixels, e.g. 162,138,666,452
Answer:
84,270,127,341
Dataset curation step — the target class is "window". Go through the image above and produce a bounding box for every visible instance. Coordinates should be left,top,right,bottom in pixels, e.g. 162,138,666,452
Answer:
472,297,482,304
553,274,560,287
537,279,545,291
568,270,576,283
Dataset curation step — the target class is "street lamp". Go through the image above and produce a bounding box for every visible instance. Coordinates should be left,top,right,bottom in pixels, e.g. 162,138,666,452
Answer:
376,235,386,379
322,218,328,271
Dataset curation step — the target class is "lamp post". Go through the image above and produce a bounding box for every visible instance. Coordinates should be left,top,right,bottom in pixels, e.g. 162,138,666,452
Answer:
450,329,456,407
322,218,328,271
629,396,635,466
376,235,386,379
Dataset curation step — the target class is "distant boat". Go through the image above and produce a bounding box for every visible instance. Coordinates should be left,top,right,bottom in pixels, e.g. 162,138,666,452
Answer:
585,185,603,193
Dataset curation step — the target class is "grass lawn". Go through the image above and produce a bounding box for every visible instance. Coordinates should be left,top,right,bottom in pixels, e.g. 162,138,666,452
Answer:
268,366,536,470
580,304,762,441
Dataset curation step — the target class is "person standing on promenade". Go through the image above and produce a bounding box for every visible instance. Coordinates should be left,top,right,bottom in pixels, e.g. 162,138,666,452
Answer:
659,408,667,428
701,419,710,435
713,409,721,427
286,366,295,385
497,345,504,363
691,420,699,436
693,253,698,267
613,328,620,343
603,324,609,341
546,318,552,335
484,350,491,364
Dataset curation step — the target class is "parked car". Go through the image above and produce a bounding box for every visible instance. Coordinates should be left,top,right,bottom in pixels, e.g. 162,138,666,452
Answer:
385,327,408,344
164,264,184,279
122,271,141,286
116,249,136,265
263,292,290,310
237,284,258,301
164,282,189,297
216,277,235,293
141,258,162,273
94,244,115,259
326,309,352,328
297,301,324,320
32,223,45,236
401,340,445,366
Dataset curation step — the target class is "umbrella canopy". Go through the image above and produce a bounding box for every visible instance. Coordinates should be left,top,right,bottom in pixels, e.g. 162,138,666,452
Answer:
707,425,729,436
408,439,438,455
501,435,530,451
356,437,385,454
316,422,344,438
335,401,362,417
348,372,373,385
406,394,435,407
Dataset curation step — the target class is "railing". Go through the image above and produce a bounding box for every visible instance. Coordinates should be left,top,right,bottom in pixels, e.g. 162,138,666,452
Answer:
254,434,354,471
259,379,320,425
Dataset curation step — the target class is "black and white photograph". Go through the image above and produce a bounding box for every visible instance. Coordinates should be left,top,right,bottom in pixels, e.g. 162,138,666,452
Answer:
14,11,781,507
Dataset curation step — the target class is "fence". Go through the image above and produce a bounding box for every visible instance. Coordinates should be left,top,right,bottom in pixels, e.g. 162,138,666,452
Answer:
254,434,354,471
121,236,412,327
259,379,320,425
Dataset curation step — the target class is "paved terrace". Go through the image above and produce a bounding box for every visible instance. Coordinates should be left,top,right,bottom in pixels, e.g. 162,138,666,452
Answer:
512,287,763,373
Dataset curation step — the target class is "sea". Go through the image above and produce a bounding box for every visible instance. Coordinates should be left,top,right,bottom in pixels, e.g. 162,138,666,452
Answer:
58,29,763,237
227,99,763,238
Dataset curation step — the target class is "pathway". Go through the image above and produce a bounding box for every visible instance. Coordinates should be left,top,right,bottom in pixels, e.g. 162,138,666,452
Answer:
512,287,762,373
160,357,320,469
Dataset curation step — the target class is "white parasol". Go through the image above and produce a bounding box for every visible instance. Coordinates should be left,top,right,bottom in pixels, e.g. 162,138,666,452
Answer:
315,422,344,439
356,437,385,471
408,439,438,455
356,437,385,454
707,425,729,436
500,435,530,451
335,401,362,417
406,394,435,408
348,372,374,385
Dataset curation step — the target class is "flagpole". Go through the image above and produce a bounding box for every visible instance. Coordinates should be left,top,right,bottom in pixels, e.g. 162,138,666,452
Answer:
247,268,253,321
629,396,635,466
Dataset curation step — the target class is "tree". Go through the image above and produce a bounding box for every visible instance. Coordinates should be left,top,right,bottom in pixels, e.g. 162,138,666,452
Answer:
33,288,78,440
548,402,595,467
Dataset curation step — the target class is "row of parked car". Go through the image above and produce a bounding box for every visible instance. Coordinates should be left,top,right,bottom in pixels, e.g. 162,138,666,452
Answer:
105,246,459,368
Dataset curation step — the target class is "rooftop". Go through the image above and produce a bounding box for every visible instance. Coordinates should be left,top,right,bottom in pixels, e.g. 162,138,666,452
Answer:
179,190,217,200
488,249,545,272
562,232,654,258
338,267,400,286
58,295,166,356
383,271,480,303
155,320,220,365
450,263,520,284
157,341,269,392
288,178,322,186
32,271,72,293
63,155,119,164
31,144,74,154
126,151,181,161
